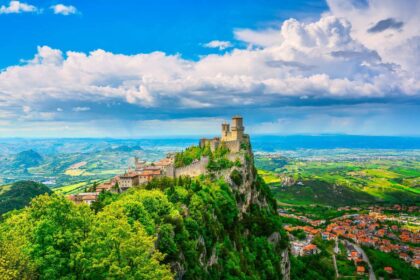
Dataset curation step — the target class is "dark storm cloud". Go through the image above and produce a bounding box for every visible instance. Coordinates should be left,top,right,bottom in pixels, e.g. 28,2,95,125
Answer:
367,18,404,33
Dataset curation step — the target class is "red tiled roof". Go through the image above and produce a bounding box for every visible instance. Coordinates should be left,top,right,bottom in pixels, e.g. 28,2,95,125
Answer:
303,244,317,251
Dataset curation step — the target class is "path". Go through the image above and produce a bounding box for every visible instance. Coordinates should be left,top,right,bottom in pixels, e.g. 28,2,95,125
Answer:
346,240,376,280
332,238,339,279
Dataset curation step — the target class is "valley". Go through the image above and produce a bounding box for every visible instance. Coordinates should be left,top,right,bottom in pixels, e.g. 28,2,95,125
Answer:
255,149,420,206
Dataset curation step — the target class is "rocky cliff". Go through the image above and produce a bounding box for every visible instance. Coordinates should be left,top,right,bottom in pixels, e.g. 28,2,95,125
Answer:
178,135,291,279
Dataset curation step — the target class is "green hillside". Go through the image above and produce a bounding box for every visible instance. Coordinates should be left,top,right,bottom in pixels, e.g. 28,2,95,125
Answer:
0,141,289,279
14,150,43,167
0,181,52,215
255,151,420,206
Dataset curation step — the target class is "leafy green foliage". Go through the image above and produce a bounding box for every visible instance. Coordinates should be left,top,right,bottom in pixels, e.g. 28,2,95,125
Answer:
0,194,173,279
175,146,211,168
207,158,234,171
230,169,243,186
364,247,420,280
207,145,235,171
0,181,52,215
290,229,306,240
0,142,289,279
291,237,336,280
0,173,287,279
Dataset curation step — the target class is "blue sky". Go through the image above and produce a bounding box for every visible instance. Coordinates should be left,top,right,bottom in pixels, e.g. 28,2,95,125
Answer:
0,0,327,68
0,0,419,137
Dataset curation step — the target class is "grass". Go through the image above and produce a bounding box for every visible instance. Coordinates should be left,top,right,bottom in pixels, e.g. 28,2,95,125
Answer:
54,182,88,194
0,184,11,195
257,169,281,184
255,152,420,206
64,169,85,176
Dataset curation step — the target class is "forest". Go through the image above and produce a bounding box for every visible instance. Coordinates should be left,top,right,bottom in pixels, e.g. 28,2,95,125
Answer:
0,173,288,279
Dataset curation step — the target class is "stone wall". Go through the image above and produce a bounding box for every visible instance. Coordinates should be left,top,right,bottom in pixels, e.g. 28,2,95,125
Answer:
174,156,209,177
223,140,241,153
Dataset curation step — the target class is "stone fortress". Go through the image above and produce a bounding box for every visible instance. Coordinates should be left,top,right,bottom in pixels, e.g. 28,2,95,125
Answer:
165,115,246,178
199,115,245,153
68,116,247,204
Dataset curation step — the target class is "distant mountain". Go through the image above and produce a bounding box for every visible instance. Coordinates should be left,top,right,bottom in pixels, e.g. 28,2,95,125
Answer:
14,149,43,168
106,145,143,152
0,181,52,215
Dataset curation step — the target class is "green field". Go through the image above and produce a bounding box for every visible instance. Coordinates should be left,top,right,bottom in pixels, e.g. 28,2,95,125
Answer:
256,150,420,206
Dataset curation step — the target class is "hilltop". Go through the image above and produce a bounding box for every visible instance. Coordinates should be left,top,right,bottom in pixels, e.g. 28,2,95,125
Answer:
0,181,52,215
13,150,43,168
0,116,290,279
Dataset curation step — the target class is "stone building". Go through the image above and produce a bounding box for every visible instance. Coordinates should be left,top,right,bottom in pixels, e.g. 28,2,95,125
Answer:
221,115,244,142
119,171,139,190
199,115,245,153
67,192,98,205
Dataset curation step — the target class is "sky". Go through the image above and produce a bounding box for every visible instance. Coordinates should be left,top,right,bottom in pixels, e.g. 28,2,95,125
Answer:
0,0,419,137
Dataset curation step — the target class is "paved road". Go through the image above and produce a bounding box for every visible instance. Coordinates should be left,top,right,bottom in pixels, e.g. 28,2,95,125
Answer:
332,238,339,278
346,241,376,280
332,254,339,279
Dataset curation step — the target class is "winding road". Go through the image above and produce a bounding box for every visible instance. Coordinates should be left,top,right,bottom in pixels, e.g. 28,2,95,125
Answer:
345,240,376,280
332,238,339,278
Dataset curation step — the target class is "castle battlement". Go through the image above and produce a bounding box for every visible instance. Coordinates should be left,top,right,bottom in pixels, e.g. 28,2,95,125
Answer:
200,115,246,153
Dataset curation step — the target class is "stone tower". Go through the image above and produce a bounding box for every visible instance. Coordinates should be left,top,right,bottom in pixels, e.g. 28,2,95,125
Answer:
230,115,244,141
220,115,244,142
221,122,230,139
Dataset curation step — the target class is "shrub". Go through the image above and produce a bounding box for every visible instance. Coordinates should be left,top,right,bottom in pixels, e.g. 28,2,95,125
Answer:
230,170,243,186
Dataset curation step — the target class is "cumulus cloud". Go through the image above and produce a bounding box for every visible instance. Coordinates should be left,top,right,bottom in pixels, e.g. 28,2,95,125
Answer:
0,0,419,136
0,1,37,14
50,4,77,15
326,0,420,77
234,28,283,47
203,40,232,50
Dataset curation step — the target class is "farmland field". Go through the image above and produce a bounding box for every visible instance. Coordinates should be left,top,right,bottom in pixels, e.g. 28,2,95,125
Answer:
255,149,420,206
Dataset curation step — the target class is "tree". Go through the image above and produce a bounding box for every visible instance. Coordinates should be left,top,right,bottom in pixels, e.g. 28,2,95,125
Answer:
112,181,120,193
77,207,173,280
0,194,93,279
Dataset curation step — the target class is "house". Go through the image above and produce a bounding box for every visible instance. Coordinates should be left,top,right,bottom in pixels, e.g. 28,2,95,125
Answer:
384,267,393,274
139,169,162,182
399,252,410,262
119,171,140,190
67,192,98,205
96,181,114,193
412,259,420,269
356,266,365,275
302,244,319,256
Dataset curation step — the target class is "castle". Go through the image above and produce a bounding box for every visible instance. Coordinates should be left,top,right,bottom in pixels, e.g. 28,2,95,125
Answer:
199,115,245,153
68,116,247,204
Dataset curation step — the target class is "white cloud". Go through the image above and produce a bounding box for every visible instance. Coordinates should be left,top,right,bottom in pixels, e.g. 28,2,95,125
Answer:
234,28,283,47
22,105,31,113
50,4,77,15
72,106,91,112
0,0,419,133
0,1,37,14
326,0,420,77
203,40,232,50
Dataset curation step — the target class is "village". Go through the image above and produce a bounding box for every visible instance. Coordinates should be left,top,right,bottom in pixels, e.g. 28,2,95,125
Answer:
68,115,246,205
282,204,420,277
